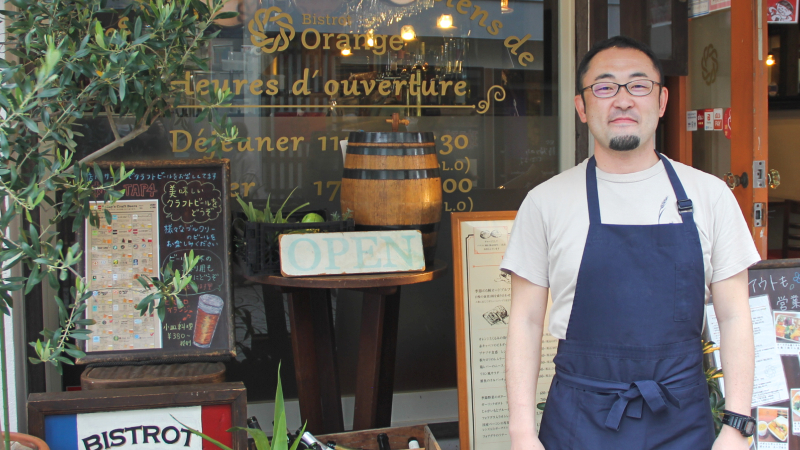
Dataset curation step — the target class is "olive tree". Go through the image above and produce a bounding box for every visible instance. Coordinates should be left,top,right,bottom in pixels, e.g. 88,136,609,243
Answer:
0,0,239,444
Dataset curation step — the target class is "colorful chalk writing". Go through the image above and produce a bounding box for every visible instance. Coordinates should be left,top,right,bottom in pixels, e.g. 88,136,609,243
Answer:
81,162,231,363
161,180,223,223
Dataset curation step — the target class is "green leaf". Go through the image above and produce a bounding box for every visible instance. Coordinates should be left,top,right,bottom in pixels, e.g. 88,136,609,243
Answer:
289,426,308,450
229,427,271,450
20,116,39,134
37,88,60,98
119,74,126,101
95,21,106,49
273,362,286,448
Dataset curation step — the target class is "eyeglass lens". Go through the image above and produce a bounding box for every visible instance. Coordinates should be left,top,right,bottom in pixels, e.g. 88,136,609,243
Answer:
591,80,655,98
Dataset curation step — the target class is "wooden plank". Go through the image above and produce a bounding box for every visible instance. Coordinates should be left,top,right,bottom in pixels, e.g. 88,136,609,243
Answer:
664,76,692,165
81,362,226,390
280,231,425,277
245,260,447,290
318,424,439,450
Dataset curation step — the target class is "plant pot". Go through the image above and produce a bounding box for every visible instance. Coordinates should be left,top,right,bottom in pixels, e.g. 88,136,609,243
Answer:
234,217,355,276
0,432,50,450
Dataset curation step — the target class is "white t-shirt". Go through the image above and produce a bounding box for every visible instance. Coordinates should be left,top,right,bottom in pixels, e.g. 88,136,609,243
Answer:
500,156,761,340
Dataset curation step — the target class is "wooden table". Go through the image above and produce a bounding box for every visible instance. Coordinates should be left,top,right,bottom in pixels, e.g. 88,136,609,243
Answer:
245,261,447,434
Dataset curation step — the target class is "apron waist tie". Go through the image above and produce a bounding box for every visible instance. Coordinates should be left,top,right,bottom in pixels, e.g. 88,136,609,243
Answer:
555,370,682,431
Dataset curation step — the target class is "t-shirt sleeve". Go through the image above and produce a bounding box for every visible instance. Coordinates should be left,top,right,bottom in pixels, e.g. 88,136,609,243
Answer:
500,193,550,288
710,186,761,283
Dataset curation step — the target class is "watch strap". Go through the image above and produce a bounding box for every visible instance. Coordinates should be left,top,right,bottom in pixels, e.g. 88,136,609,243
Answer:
721,410,756,437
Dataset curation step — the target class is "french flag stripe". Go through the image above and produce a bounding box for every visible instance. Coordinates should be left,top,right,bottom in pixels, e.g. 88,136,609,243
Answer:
202,404,233,449
45,414,78,450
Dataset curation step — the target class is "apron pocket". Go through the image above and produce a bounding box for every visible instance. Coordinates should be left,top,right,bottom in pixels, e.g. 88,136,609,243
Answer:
539,380,579,450
645,382,715,449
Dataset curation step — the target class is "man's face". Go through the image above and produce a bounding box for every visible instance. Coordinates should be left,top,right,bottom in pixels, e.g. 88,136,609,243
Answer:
575,47,668,153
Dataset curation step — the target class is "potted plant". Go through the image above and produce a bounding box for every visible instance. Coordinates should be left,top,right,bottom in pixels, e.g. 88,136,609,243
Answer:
176,364,307,450
0,0,240,447
234,188,354,276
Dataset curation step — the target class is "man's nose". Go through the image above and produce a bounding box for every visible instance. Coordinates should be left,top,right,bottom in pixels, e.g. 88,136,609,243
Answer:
612,89,636,109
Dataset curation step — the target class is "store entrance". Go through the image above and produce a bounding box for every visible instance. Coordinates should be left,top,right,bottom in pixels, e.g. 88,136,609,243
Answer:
686,2,772,258
765,8,800,259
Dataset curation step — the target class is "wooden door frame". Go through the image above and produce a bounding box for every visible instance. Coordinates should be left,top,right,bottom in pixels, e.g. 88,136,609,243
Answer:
732,0,769,257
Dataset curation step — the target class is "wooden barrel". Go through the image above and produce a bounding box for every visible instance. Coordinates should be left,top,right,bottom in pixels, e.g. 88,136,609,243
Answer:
341,132,442,265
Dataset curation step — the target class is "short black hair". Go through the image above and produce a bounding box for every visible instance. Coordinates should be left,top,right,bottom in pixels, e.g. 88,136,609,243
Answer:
576,36,664,93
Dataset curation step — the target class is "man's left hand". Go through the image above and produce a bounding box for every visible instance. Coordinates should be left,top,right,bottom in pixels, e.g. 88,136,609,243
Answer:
712,425,751,450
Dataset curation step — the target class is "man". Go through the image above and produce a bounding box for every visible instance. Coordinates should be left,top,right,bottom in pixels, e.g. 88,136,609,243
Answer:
501,36,759,450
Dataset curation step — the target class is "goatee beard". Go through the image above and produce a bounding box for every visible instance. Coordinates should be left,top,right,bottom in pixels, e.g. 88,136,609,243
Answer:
609,135,640,151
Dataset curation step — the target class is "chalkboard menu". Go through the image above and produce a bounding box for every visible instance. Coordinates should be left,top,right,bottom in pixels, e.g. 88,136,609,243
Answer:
76,160,233,365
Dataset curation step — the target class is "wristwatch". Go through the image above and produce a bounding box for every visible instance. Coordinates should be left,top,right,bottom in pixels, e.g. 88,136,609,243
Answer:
721,410,756,437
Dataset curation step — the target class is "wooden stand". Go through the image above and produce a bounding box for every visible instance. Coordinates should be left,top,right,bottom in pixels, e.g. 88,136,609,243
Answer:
81,362,226,390
245,261,447,434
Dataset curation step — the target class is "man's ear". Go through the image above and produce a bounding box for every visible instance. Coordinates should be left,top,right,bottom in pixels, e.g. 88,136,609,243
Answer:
575,94,588,123
658,86,669,118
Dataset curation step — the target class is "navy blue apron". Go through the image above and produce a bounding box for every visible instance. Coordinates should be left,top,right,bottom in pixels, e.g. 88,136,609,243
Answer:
538,153,715,450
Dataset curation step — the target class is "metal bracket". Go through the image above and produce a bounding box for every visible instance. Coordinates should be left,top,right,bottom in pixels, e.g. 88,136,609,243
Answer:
754,202,765,227
753,160,766,188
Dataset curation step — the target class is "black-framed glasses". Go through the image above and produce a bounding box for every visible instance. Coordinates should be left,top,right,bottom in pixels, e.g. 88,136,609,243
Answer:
581,80,661,98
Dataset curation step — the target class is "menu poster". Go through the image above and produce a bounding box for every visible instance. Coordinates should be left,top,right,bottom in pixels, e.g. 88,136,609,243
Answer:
758,407,790,449
746,261,800,449
791,389,800,435
748,266,800,355
79,160,233,364
705,296,789,407
452,212,558,450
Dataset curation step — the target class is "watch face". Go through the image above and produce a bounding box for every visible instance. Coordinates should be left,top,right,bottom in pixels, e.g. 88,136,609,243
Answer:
744,418,756,437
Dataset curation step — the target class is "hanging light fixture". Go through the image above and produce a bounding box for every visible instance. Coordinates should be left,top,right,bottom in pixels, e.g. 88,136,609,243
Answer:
766,54,776,66
437,14,453,28
501,0,513,13
341,43,352,56
401,25,416,40
367,29,375,47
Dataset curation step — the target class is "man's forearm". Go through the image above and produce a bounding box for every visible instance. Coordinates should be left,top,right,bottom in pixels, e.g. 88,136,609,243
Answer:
506,311,544,440
717,312,754,415
712,270,754,416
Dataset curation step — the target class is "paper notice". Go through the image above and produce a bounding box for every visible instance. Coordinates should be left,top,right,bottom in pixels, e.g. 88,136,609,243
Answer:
706,295,789,408
713,108,724,130
704,110,715,130
791,388,800,435
686,110,698,131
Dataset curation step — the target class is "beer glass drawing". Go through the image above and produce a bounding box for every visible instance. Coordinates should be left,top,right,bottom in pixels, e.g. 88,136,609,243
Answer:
193,294,224,348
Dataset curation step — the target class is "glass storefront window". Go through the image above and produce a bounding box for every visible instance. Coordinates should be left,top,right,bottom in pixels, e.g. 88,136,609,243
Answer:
82,0,560,401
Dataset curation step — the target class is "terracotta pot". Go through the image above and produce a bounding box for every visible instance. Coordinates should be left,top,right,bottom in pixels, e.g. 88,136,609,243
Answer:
0,432,50,450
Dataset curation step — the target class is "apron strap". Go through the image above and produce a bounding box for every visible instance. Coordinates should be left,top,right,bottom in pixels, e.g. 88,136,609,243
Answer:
585,156,602,224
656,152,695,222
585,152,695,225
